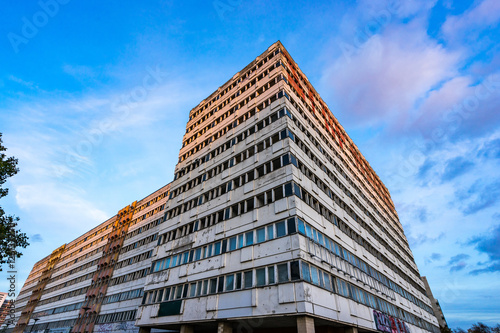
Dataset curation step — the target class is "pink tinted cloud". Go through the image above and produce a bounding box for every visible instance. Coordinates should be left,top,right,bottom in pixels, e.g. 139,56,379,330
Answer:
412,76,472,134
322,23,459,129
412,73,500,139
442,0,500,39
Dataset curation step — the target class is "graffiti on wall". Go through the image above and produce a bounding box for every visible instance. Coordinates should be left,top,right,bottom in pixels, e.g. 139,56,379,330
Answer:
373,310,411,333
94,321,138,333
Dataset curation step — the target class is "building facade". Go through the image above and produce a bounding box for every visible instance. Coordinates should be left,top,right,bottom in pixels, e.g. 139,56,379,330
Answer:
421,277,447,329
0,292,9,327
7,42,440,333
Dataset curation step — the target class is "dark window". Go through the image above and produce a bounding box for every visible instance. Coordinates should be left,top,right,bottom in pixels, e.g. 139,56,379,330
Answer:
282,154,290,166
287,218,296,234
278,264,288,282
268,267,275,284
235,272,242,289
256,268,266,286
246,198,254,211
256,194,265,207
272,157,281,171
257,165,265,177
244,271,253,288
209,279,217,294
217,277,224,293
274,186,284,200
290,261,300,280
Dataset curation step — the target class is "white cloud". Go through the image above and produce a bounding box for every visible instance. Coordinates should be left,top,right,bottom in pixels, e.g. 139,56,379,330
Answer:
442,0,500,39
15,183,108,229
322,21,460,128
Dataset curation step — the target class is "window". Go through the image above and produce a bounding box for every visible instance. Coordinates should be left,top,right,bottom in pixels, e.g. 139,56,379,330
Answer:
226,274,234,291
268,266,275,284
287,218,296,234
272,157,281,171
311,266,319,285
294,183,302,198
274,186,284,200
202,280,208,295
235,272,242,289
218,277,224,293
189,283,196,297
195,248,201,261
305,225,313,238
278,263,288,282
337,279,349,297
276,221,286,237
229,237,237,251
256,268,266,286
256,194,265,207
256,228,265,243
210,279,217,294
267,225,274,240
302,262,311,282
197,281,203,296
245,231,254,246
164,287,171,301
175,285,183,299
297,218,305,235
290,261,300,280
246,198,254,212
257,165,265,177
244,271,253,288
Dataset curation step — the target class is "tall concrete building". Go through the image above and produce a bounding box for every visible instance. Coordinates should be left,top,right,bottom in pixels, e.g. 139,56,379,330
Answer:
8,42,440,333
0,292,9,327
421,277,447,329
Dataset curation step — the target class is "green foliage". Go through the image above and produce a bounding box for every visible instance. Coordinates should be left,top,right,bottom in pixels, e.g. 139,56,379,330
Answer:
0,133,29,271
453,323,500,333
469,323,492,333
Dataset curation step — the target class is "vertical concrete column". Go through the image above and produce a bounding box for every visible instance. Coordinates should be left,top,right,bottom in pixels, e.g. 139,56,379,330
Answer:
218,321,233,333
345,327,358,333
297,316,315,333
180,325,194,333
138,327,151,333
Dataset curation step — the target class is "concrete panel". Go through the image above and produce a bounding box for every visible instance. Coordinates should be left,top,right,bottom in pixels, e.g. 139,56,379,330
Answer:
240,246,253,262
207,295,218,311
274,198,288,214
218,290,252,309
278,284,295,304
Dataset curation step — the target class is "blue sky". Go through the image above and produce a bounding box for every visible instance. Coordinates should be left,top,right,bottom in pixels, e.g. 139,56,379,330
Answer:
1,0,499,329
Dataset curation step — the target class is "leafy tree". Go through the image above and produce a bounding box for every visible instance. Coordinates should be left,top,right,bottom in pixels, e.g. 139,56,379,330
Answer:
0,133,29,271
469,323,491,333
454,328,467,333
492,325,500,333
